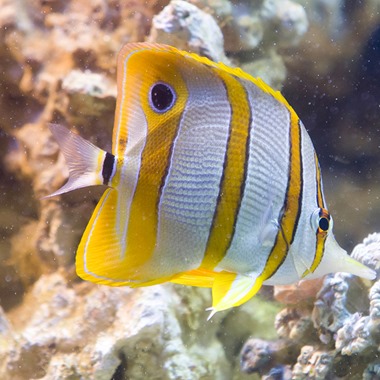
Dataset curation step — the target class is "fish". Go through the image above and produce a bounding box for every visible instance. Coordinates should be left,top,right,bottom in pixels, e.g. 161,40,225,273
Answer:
47,42,376,318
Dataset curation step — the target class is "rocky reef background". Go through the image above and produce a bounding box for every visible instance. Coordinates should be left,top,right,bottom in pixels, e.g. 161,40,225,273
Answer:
0,0,379,379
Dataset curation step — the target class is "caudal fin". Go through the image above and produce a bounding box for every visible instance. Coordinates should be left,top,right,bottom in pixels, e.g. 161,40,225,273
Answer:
45,124,108,198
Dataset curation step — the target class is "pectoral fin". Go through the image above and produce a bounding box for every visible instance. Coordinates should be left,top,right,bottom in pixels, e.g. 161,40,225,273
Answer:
207,272,263,319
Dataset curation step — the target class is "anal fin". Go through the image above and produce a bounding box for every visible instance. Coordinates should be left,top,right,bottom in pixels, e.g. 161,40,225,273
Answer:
207,272,263,319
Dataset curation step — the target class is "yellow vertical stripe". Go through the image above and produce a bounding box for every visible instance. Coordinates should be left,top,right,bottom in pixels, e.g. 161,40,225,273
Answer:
113,47,133,157
302,153,327,277
257,110,303,281
112,44,176,157
304,229,327,277
314,153,325,208
200,71,251,270
123,52,188,274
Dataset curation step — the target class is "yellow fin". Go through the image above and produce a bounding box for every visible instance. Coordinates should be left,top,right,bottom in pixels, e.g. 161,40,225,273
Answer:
76,188,170,287
171,269,216,288
207,272,263,319
76,188,129,286
127,275,175,288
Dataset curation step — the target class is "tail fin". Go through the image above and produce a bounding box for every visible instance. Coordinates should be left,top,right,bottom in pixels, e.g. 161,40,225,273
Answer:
45,124,107,198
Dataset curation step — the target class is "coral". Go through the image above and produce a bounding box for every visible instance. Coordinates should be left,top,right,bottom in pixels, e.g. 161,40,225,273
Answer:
148,0,229,63
189,0,308,52
240,338,274,374
238,233,379,378
364,362,380,380
0,272,282,380
260,0,308,47
296,0,345,39
274,278,324,305
351,232,380,274
292,346,334,380
312,273,356,344
288,0,380,88
149,0,309,89
312,233,380,351
274,308,316,344
3,273,231,380
0,0,168,290
0,306,14,375
335,279,380,356
240,337,295,379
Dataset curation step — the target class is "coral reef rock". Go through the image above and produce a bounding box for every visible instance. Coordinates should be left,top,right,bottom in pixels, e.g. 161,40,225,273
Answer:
2,273,231,380
0,271,283,379
239,233,378,379
351,232,380,274
192,0,308,53
274,278,324,305
149,0,309,89
149,0,229,63
335,278,380,356
240,337,294,378
292,346,334,380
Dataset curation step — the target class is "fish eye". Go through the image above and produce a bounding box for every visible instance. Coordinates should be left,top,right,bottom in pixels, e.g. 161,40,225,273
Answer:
149,82,176,113
318,216,329,232
311,208,331,233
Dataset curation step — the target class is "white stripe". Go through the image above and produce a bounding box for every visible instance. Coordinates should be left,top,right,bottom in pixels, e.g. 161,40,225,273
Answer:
267,121,318,284
115,47,149,153
217,79,291,275
118,105,148,259
146,64,232,278
113,47,149,259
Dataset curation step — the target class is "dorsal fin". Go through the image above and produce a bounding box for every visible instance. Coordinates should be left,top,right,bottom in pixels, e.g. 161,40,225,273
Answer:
112,43,296,157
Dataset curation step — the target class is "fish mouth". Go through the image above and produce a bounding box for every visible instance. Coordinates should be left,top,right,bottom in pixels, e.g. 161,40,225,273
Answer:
306,234,376,280
316,233,376,280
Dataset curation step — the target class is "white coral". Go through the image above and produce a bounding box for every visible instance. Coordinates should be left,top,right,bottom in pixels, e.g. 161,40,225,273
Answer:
148,0,229,63
351,232,380,273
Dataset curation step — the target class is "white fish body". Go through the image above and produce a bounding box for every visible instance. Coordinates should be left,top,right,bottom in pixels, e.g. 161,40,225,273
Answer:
47,43,376,317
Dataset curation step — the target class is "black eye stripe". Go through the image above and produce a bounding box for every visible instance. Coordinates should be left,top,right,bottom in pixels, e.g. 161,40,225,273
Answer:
149,82,175,112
